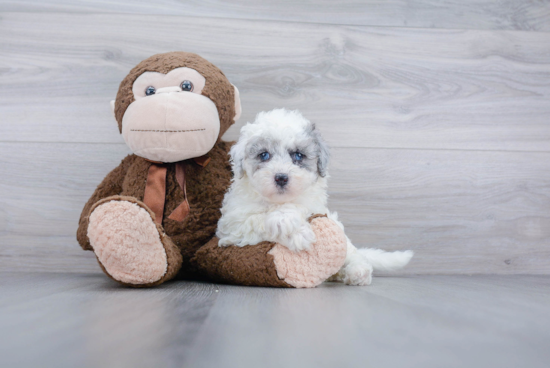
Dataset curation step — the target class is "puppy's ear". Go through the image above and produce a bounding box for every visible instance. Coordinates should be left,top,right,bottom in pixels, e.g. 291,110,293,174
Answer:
309,123,330,177
229,136,246,179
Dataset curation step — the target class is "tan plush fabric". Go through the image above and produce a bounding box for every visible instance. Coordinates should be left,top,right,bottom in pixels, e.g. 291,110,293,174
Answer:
114,52,236,139
88,199,168,284
87,196,183,287
132,67,206,99
269,217,348,288
121,91,220,163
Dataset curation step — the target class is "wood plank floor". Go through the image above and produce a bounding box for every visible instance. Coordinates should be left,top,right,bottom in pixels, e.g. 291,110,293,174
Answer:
1,272,549,368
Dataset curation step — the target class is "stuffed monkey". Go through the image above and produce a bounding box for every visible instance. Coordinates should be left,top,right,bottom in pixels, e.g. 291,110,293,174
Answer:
77,52,346,288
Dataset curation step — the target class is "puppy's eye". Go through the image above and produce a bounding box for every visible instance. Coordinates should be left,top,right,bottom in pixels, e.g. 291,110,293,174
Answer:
180,80,194,92
292,152,304,161
258,152,270,161
145,86,156,96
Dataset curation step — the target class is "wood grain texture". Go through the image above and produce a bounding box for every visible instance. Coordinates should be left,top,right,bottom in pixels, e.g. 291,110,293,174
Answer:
1,13,550,151
188,275,550,368
2,0,550,31
0,272,220,368
0,143,132,274
1,142,549,275
1,8,550,276
1,273,549,368
330,148,550,275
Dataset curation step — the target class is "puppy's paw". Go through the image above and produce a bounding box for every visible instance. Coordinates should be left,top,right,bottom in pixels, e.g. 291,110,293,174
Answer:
265,210,302,240
342,261,373,286
285,224,316,252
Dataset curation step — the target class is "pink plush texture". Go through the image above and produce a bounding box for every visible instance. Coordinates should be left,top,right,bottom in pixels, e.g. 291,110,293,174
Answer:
121,91,220,163
87,200,168,285
268,217,347,288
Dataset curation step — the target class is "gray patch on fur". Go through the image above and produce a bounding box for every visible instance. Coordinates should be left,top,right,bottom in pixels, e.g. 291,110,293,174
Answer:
304,122,330,177
229,138,248,179
288,145,317,173
240,122,330,178
245,136,278,175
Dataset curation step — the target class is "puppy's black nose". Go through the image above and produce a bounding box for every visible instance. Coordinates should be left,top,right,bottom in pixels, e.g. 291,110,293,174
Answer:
274,173,289,187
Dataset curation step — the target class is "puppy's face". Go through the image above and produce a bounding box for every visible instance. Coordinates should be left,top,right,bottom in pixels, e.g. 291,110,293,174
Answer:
231,109,330,203
243,135,319,202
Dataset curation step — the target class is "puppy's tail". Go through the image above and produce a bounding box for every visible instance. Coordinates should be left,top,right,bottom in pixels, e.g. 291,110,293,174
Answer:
356,248,414,271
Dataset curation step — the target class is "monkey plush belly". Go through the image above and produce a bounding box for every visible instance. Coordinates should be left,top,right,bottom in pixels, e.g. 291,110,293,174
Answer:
81,145,231,286
113,142,232,280
161,142,233,279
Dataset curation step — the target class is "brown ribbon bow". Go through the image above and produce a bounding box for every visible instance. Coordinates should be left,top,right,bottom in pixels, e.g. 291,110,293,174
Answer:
143,156,210,225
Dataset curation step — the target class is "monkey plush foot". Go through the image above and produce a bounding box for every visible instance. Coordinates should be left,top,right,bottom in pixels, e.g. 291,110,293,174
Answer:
193,215,347,288
87,196,182,287
268,215,347,288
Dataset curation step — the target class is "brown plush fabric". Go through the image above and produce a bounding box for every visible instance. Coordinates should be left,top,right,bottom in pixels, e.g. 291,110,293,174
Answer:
114,52,235,138
193,237,293,288
307,213,328,222
77,155,136,251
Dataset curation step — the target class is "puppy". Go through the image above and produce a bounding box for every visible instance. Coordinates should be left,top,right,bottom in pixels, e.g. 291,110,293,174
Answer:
216,109,413,285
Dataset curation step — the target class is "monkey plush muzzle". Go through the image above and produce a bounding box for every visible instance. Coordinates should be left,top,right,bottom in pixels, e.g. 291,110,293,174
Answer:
121,91,220,163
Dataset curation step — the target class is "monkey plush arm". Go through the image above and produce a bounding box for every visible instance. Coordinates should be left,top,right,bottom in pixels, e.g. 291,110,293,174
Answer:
76,155,136,250
193,215,348,288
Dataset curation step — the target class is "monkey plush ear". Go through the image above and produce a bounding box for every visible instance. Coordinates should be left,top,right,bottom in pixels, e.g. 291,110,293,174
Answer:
110,100,116,119
233,85,242,121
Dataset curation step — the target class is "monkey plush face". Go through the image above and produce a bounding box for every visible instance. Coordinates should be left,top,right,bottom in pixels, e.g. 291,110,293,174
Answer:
113,52,241,163
121,66,220,163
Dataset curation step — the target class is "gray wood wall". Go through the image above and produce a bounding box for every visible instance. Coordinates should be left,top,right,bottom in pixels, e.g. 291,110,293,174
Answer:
1,1,550,275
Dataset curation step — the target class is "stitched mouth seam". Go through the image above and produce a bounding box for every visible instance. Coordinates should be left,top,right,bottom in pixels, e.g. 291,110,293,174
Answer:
130,129,206,133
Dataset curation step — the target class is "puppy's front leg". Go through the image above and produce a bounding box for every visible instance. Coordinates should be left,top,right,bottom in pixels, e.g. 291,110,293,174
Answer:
286,224,316,252
217,213,269,247
265,207,315,252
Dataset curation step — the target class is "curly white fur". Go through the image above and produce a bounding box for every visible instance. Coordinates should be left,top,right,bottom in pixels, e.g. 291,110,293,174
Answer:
216,108,413,285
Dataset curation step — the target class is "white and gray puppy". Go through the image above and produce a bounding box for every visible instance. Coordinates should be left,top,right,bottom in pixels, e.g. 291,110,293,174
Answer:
216,108,413,285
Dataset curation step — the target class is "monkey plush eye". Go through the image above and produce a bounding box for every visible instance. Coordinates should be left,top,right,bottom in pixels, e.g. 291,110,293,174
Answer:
180,80,194,92
292,152,304,162
145,86,156,96
259,152,270,161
